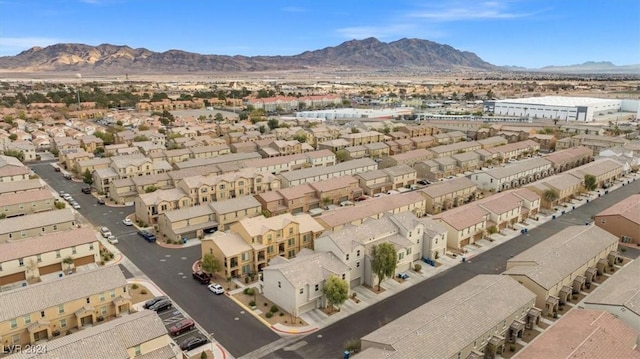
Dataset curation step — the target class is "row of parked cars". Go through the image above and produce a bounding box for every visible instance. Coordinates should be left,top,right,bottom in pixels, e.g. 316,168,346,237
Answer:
59,191,80,209
142,296,209,351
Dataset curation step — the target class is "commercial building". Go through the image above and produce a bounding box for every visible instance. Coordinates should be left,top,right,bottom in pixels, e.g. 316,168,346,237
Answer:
483,96,623,122
359,275,538,359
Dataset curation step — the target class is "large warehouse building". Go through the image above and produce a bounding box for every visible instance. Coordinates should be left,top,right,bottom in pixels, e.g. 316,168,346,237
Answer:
483,96,635,122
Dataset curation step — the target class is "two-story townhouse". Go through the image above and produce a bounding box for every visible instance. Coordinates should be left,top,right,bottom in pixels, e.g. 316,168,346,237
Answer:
433,204,489,250
52,137,81,152
277,184,319,214
414,160,443,181
317,139,350,152
0,179,44,196
339,131,386,146
0,228,100,287
420,217,448,261
74,157,111,177
432,157,459,177
63,150,94,173
305,149,336,167
0,265,131,347
278,158,377,188
356,169,393,196
0,188,55,218
476,192,525,231
410,135,436,150
190,144,231,159
528,133,557,152
78,135,104,153
202,213,325,278
174,152,261,170
261,250,350,317
134,188,192,226
486,140,541,162
505,225,619,316
177,169,280,204
209,195,262,232
3,310,179,359
452,151,482,172
527,173,582,209
359,275,538,359
0,209,77,242
429,141,482,158
244,153,309,174
471,157,554,192
398,124,437,138
477,136,509,149
344,145,367,160
566,158,624,188
364,142,390,159
379,149,432,169
6,141,37,162
382,164,417,189
417,177,479,214
309,175,362,206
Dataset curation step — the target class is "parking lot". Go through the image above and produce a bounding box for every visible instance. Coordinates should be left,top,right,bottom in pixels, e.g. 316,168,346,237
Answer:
155,305,210,354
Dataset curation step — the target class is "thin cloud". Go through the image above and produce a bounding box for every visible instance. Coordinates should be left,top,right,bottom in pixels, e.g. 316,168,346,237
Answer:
410,1,539,21
0,37,64,56
336,24,416,40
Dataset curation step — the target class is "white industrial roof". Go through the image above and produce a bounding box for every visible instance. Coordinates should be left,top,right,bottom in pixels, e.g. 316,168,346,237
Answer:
494,96,621,107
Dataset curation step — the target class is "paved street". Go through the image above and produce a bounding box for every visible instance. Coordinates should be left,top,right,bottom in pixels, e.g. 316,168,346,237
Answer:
257,179,640,359
31,162,279,357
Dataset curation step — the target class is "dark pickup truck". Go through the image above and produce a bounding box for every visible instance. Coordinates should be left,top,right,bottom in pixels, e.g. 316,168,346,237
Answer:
192,271,211,284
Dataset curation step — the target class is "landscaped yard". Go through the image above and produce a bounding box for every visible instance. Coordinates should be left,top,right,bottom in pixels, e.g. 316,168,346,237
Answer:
501,343,524,359
129,283,154,304
233,290,308,327
522,328,542,343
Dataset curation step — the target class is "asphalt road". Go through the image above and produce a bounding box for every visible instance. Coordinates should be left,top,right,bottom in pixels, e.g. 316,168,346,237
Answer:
260,178,640,359
31,162,280,357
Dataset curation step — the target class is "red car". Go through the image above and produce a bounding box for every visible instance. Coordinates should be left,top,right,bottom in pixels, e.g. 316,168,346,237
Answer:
169,318,195,336
354,196,368,202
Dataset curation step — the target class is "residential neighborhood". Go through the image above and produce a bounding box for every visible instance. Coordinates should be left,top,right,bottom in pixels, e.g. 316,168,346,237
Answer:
1,77,639,359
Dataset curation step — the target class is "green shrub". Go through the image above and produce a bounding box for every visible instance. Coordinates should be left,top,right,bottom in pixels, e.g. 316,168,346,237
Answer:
344,339,361,353
265,312,273,318
244,276,250,284
279,312,284,317
270,305,279,313
413,263,422,272
140,289,148,295
248,300,256,307
131,284,139,290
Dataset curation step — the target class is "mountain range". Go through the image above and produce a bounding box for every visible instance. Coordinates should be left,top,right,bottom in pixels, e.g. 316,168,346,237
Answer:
0,38,636,74
0,38,495,73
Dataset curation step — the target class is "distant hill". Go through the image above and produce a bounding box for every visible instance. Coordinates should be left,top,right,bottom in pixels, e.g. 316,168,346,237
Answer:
536,61,640,74
0,38,497,73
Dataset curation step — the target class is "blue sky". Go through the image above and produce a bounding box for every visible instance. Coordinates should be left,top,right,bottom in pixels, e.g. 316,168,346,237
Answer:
0,0,638,68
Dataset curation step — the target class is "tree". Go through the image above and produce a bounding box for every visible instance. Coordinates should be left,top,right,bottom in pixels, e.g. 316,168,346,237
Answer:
542,189,559,206
350,127,360,134
83,169,93,185
258,125,266,134
3,149,23,161
138,124,150,131
201,253,221,278
267,118,279,130
324,275,349,313
293,134,306,143
145,186,158,193
335,149,348,163
133,135,149,142
214,113,224,122
370,242,397,291
8,133,17,141
584,174,597,191
158,110,175,128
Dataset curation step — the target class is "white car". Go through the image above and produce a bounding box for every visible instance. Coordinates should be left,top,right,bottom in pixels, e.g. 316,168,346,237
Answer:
72,203,81,209
122,218,133,226
99,227,112,238
207,283,225,295
107,235,119,244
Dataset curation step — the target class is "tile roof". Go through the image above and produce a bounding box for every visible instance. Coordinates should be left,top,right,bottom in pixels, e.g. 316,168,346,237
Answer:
516,309,640,359
5,310,172,359
543,146,592,165
0,178,44,194
278,158,376,183
0,265,127,322
0,208,76,236
434,204,489,230
505,226,618,289
583,257,640,316
360,275,536,359
137,188,189,206
175,152,261,169
595,194,640,224
534,172,582,192
264,250,349,288
389,149,432,161
417,177,476,199
0,228,98,262
209,195,261,215
207,231,253,257
477,192,523,214
309,176,359,193
239,213,324,237
479,157,552,180
161,204,214,223
0,188,54,207
567,158,624,178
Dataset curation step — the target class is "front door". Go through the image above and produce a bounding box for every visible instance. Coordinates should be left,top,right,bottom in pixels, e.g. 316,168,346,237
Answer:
80,315,92,326
33,329,47,342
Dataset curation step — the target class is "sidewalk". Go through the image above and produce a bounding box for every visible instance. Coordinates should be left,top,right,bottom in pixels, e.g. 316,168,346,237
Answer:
254,171,639,337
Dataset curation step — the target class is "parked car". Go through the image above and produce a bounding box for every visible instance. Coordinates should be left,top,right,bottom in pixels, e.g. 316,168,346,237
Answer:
72,203,81,209
149,299,172,312
54,167,61,172
97,198,106,205
179,337,208,351
397,272,410,280
122,218,133,226
169,318,195,336
143,296,168,309
99,227,112,238
373,193,386,198
138,230,156,242
417,179,431,185
354,196,368,202
192,271,211,284
81,187,92,194
207,283,225,295
63,173,72,180
59,191,66,197
107,235,119,244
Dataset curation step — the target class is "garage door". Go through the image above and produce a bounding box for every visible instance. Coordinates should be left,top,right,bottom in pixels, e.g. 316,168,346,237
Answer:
74,255,95,267
299,300,317,314
0,271,26,286
350,278,361,288
39,263,62,275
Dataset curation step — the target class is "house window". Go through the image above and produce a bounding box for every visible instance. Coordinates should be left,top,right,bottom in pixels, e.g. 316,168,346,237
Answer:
60,319,67,328
356,261,360,268
342,274,346,280
356,250,361,257
99,293,105,302
23,315,31,325
278,281,281,288
101,306,107,315
18,258,24,267
72,246,77,255
601,219,605,224
110,290,116,298
36,254,42,262
58,304,64,314
346,254,350,261
56,250,61,258
315,284,319,291
134,346,141,356
407,248,412,255
40,311,45,318
288,238,295,246
299,288,304,294
289,227,294,235
267,246,273,254
398,252,404,261
86,298,90,304
219,184,225,190
89,244,94,250
10,319,17,329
